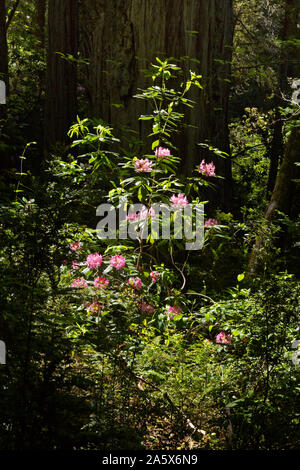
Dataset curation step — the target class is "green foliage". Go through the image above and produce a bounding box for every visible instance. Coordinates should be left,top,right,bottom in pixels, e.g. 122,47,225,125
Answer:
1,53,300,451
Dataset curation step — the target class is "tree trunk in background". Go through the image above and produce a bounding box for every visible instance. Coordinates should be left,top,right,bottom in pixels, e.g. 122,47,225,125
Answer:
44,0,79,150
248,126,300,277
0,0,8,118
0,0,9,170
282,0,300,78
267,0,300,195
34,0,46,48
81,0,233,210
266,108,283,196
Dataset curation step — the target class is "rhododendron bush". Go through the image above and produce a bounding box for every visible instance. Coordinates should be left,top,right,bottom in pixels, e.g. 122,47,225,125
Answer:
1,58,299,451
61,61,227,360
54,60,299,450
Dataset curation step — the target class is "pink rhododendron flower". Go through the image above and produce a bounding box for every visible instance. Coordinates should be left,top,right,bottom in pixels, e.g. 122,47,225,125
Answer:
86,253,103,269
110,255,126,270
94,276,109,288
140,206,155,219
205,218,218,227
167,305,182,318
72,261,80,270
128,277,143,290
140,301,155,314
150,271,160,283
199,159,216,177
155,147,171,158
168,305,182,315
126,213,140,221
170,193,189,209
134,158,153,173
126,206,155,221
69,242,82,252
71,278,88,288
87,302,103,315
216,332,232,345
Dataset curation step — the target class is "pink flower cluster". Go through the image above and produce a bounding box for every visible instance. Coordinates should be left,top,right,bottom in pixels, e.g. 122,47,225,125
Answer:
126,206,155,221
110,255,126,270
87,302,103,315
155,147,171,158
72,261,80,270
86,253,103,269
168,305,182,319
140,206,155,219
150,271,160,283
205,218,218,227
69,242,82,252
216,332,232,345
72,278,88,289
126,213,140,222
94,277,109,288
199,159,216,177
134,158,153,173
140,301,155,314
128,277,143,290
170,193,188,209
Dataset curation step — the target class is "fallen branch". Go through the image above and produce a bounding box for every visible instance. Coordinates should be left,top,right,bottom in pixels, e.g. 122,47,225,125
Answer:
114,354,206,437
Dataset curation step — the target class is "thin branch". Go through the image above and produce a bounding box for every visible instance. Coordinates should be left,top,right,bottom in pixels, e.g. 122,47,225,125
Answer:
114,354,206,437
170,245,188,290
6,0,21,31
186,292,216,304
234,15,259,42
232,143,266,160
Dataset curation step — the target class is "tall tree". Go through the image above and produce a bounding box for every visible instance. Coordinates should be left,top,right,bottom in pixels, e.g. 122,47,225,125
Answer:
267,0,300,195
34,0,46,48
0,0,8,117
44,0,79,150
81,0,233,210
248,125,300,277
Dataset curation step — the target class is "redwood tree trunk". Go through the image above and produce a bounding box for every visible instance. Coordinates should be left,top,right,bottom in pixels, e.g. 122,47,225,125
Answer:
34,0,46,48
248,126,300,277
267,0,300,195
0,0,8,169
0,0,8,115
45,0,79,150
266,108,283,195
81,0,233,210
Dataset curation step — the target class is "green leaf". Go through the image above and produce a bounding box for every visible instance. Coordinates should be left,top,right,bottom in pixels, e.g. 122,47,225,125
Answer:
139,115,154,120
138,185,143,201
173,314,183,321
152,123,160,134
152,140,160,150
226,399,243,408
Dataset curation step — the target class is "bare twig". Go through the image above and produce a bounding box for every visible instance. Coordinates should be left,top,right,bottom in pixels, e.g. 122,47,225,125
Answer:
186,292,216,304
6,0,21,30
114,354,206,437
170,246,189,290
